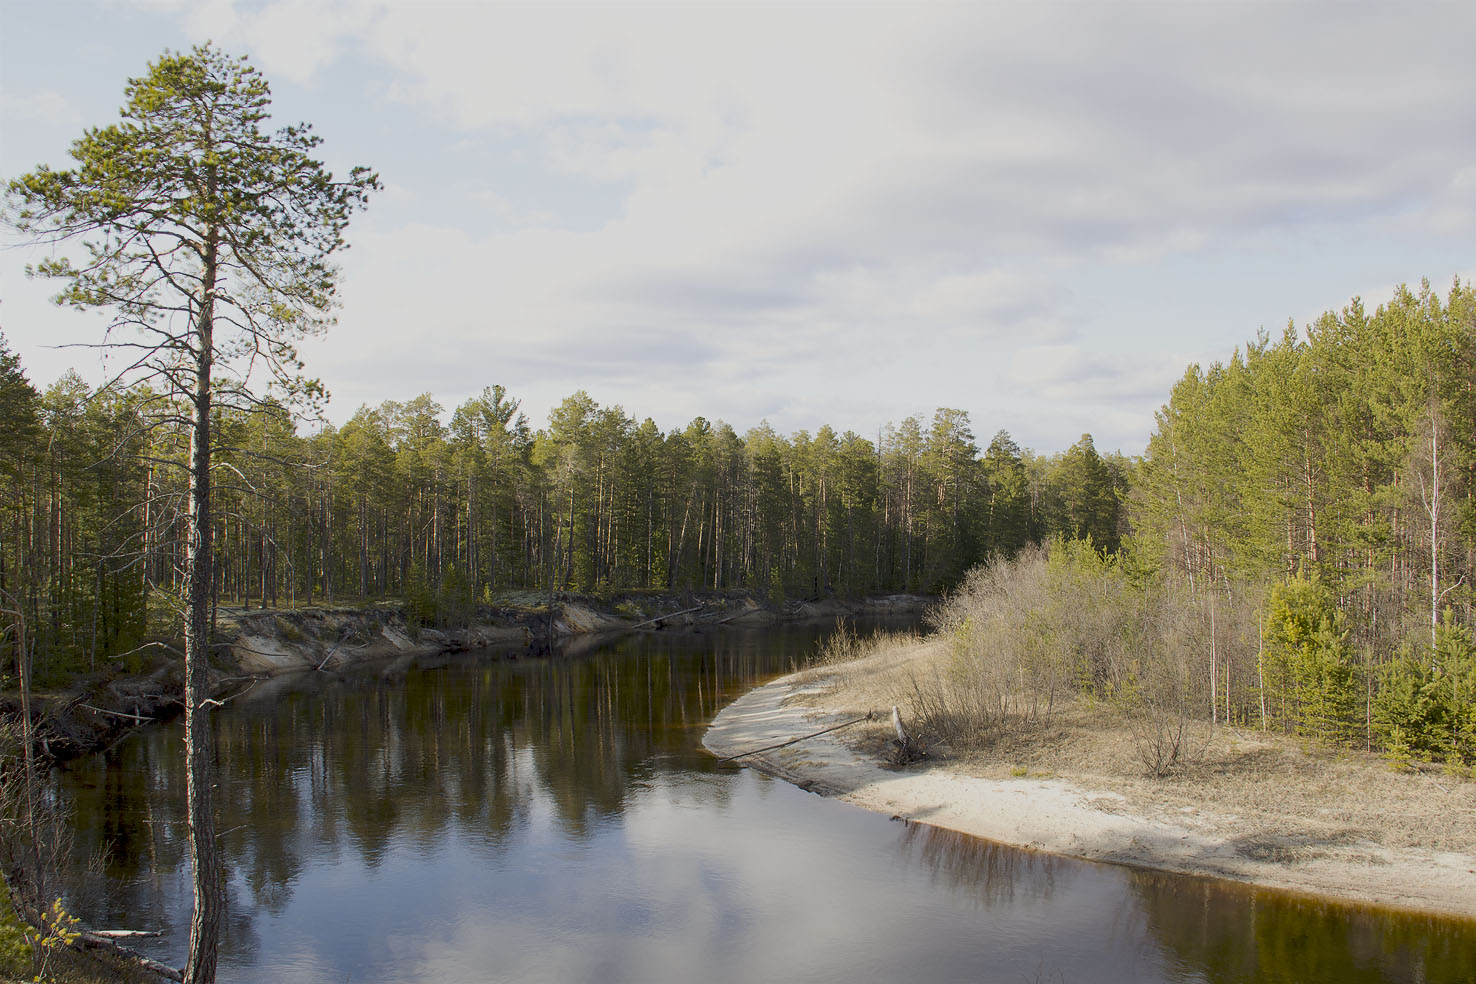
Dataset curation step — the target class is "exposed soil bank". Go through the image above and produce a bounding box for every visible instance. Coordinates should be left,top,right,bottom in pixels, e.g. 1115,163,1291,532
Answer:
16,591,930,761
704,654,1476,921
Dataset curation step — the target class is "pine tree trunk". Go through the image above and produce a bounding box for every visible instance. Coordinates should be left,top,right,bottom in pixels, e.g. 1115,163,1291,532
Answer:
183,232,222,984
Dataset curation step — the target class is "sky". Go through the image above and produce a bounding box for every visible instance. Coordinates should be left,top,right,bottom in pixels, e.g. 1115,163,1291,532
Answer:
1,1,1473,455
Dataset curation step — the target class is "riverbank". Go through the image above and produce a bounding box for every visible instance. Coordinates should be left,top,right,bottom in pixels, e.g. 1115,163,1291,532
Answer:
704,637,1476,920
11,590,930,762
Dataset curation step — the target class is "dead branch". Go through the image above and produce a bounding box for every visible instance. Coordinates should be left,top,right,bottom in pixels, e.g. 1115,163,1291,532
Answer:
632,605,704,628
200,678,258,709
76,704,156,724
716,711,875,762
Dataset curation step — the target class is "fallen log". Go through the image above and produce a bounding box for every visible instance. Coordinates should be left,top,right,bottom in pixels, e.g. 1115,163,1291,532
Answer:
76,703,154,723
716,711,874,762
631,605,704,629
76,932,182,982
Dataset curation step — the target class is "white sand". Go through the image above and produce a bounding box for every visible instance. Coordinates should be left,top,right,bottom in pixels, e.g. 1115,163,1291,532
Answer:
704,669,1476,919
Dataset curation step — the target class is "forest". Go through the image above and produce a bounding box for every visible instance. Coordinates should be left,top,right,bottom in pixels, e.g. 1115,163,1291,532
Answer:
0,335,1127,687
1,279,1472,767
1127,278,1476,765
916,278,1475,772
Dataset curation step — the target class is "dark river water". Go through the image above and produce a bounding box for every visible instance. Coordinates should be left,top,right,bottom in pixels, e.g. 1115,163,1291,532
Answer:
52,619,1476,983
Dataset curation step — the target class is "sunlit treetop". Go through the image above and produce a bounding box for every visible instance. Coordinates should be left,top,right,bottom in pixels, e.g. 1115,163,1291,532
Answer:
6,43,379,410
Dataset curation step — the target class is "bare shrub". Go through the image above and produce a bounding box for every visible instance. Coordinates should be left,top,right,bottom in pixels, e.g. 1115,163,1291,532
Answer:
1128,710,1201,777
1124,646,1211,778
905,662,1010,750
0,723,70,908
815,618,862,666
908,547,1063,747
814,621,920,668
909,539,1246,774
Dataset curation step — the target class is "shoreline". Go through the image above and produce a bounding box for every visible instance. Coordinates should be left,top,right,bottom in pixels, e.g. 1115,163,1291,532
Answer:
703,664,1476,921
18,591,931,762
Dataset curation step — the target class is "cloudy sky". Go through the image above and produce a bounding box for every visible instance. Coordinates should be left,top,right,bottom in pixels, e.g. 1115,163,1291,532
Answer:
2,1,1473,454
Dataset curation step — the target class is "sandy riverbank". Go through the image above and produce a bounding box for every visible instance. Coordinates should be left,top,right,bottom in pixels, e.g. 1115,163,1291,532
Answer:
703,648,1476,920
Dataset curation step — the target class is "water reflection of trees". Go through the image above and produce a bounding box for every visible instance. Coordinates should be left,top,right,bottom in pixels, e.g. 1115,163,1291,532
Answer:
53,622,841,950
1128,868,1476,984
51,618,1476,982
895,823,1070,909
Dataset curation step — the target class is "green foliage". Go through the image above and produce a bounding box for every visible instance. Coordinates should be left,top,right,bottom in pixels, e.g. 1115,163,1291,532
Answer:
1374,617,1476,767
0,884,32,978
1050,435,1124,553
437,564,473,629
1129,278,1475,760
981,430,1032,556
273,617,304,642
32,900,80,977
767,566,785,605
1264,571,1360,743
0,891,83,984
0,333,40,479
402,563,477,632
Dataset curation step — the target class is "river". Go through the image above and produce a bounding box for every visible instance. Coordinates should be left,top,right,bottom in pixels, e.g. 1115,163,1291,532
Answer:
51,619,1476,983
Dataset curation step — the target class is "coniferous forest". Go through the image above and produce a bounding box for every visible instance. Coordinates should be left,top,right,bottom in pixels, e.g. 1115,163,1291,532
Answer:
0,278,1472,765
1130,279,1476,764
0,335,1128,683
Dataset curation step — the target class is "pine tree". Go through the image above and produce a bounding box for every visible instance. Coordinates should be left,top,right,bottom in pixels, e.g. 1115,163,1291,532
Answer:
7,45,376,982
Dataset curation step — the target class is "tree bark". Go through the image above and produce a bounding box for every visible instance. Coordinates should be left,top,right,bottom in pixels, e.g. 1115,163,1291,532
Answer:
183,231,222,984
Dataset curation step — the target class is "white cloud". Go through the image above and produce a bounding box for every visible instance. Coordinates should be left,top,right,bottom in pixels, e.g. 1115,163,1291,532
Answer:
5,0,1475,455
240,1,372,84
0,87,75,125
1006,345,1194,406
116,0,239,44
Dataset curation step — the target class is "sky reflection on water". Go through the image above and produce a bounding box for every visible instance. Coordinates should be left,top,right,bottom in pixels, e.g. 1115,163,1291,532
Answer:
52,621,1476,983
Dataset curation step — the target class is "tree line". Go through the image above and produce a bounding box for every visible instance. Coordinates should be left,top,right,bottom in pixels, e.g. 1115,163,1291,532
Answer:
0,335,1131,685
909,279,1473,775
1128,277,1475,764
3,274,1471,763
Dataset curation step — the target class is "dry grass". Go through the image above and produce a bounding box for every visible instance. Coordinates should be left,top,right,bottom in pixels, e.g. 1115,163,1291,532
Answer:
810,632,1476,855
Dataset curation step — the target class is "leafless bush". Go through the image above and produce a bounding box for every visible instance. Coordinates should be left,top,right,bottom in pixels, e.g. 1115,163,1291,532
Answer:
1124,645,1210,777
0,720,80,973
815,619,862,666
1129,710,1197,777
905,664,1010,749
910,540,1257,774
908,547,1063,747
814,621,920,668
